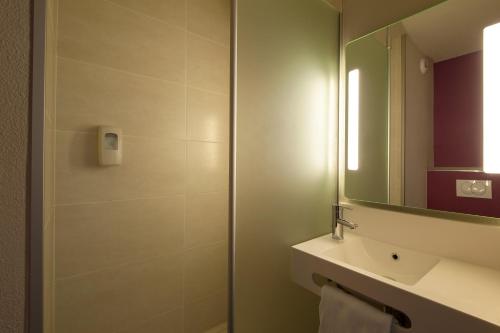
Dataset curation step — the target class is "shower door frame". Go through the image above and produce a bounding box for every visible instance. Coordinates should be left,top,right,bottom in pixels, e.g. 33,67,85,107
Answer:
30,0,47,332
228,0,237,332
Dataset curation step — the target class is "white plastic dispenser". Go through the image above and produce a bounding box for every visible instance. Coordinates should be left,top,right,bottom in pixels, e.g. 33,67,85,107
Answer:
98,127,122,166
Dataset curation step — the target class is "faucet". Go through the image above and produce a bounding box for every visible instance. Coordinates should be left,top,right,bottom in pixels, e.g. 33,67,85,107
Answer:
332,205,358,240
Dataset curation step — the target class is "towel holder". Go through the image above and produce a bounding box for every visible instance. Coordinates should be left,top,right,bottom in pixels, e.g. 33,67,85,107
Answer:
312,273,412,332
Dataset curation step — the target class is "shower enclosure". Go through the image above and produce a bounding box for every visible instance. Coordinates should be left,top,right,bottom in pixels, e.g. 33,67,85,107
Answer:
32,0,340,332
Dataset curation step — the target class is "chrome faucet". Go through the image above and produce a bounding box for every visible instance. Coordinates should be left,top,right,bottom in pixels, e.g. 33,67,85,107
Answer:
332,205,358,240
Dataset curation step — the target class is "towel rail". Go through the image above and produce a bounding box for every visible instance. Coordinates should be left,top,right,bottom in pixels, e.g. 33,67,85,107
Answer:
312,273,412,332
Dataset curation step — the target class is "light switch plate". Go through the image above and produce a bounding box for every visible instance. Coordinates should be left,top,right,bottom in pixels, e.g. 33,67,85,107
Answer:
456,179,492,199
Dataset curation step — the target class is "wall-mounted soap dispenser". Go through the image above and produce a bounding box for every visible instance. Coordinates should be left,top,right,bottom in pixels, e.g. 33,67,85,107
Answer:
98,127,122,166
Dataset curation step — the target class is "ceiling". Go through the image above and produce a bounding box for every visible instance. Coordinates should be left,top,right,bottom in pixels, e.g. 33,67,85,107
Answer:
401,0,500,62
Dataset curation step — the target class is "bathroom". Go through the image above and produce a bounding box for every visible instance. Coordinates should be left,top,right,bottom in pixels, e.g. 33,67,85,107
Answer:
1,0,500,332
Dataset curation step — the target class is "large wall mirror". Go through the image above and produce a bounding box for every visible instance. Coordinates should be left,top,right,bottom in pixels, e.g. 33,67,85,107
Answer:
344,0,500,219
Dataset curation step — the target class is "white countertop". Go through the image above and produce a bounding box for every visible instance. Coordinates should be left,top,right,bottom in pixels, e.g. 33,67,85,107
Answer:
292,233,500,327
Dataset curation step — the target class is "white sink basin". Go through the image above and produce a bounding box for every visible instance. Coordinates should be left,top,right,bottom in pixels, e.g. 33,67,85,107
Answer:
322,234,440,285
292,233,500,329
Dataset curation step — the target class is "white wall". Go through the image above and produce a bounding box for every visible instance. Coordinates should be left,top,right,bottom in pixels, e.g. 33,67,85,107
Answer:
343,0,445,43
404,37,434,208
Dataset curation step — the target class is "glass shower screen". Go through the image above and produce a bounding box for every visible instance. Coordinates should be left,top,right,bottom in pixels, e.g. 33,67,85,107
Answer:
232,0,340,331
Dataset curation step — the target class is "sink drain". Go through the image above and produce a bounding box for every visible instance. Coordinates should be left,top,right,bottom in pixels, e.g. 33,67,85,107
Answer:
391,252,399,261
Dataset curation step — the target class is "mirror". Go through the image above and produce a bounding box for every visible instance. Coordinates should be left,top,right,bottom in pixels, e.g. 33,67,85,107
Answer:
344,0,500,219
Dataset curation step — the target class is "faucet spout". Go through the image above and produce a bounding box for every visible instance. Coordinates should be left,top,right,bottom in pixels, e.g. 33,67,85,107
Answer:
337,218,358,230
332,205,357,240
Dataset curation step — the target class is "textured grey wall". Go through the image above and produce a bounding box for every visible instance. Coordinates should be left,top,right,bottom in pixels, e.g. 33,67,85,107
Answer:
0,0,31,331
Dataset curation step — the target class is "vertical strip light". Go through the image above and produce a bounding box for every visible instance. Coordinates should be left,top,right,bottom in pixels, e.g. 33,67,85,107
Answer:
483,23,500,173
348,69,360,171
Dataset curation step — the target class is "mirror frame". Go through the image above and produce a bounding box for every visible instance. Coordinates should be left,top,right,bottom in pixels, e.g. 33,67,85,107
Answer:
338,1,500,226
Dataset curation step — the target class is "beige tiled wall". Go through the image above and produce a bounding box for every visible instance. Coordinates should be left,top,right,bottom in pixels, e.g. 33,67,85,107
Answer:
54,0,230,332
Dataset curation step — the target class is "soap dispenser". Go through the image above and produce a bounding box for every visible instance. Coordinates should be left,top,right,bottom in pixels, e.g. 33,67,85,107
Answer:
98,126,122,166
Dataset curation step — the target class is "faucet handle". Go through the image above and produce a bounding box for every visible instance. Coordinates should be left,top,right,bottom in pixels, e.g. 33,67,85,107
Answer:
332,205,356,240
333,204,352,220
333,204,352,211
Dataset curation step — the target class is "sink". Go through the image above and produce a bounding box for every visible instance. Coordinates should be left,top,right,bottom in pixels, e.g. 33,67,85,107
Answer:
322,234,440,285
291,233,500,330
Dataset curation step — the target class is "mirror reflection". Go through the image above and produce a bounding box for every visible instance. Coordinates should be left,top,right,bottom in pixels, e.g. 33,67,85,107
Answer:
344,0,500,218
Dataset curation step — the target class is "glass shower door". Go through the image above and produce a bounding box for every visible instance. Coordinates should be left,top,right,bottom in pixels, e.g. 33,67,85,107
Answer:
232,0,340,331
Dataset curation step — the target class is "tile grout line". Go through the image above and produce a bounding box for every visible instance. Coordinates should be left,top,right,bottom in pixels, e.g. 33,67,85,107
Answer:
184,287,228,307
54,188,231,208
188,30,230,49
57,56,230,97
54,128,228,144
103,0,230,48
113,307,185,333
54,193,188,208
56,240,227,285
55,250,184,282
103,0,186,32
53,190,230,208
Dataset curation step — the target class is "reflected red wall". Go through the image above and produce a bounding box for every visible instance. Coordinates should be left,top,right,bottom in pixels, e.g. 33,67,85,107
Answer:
427,171,500,217
433,51,482,167
427,52,500,217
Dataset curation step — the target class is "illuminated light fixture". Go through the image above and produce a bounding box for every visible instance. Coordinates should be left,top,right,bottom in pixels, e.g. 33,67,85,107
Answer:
483,23,500,173
348,69,360,171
